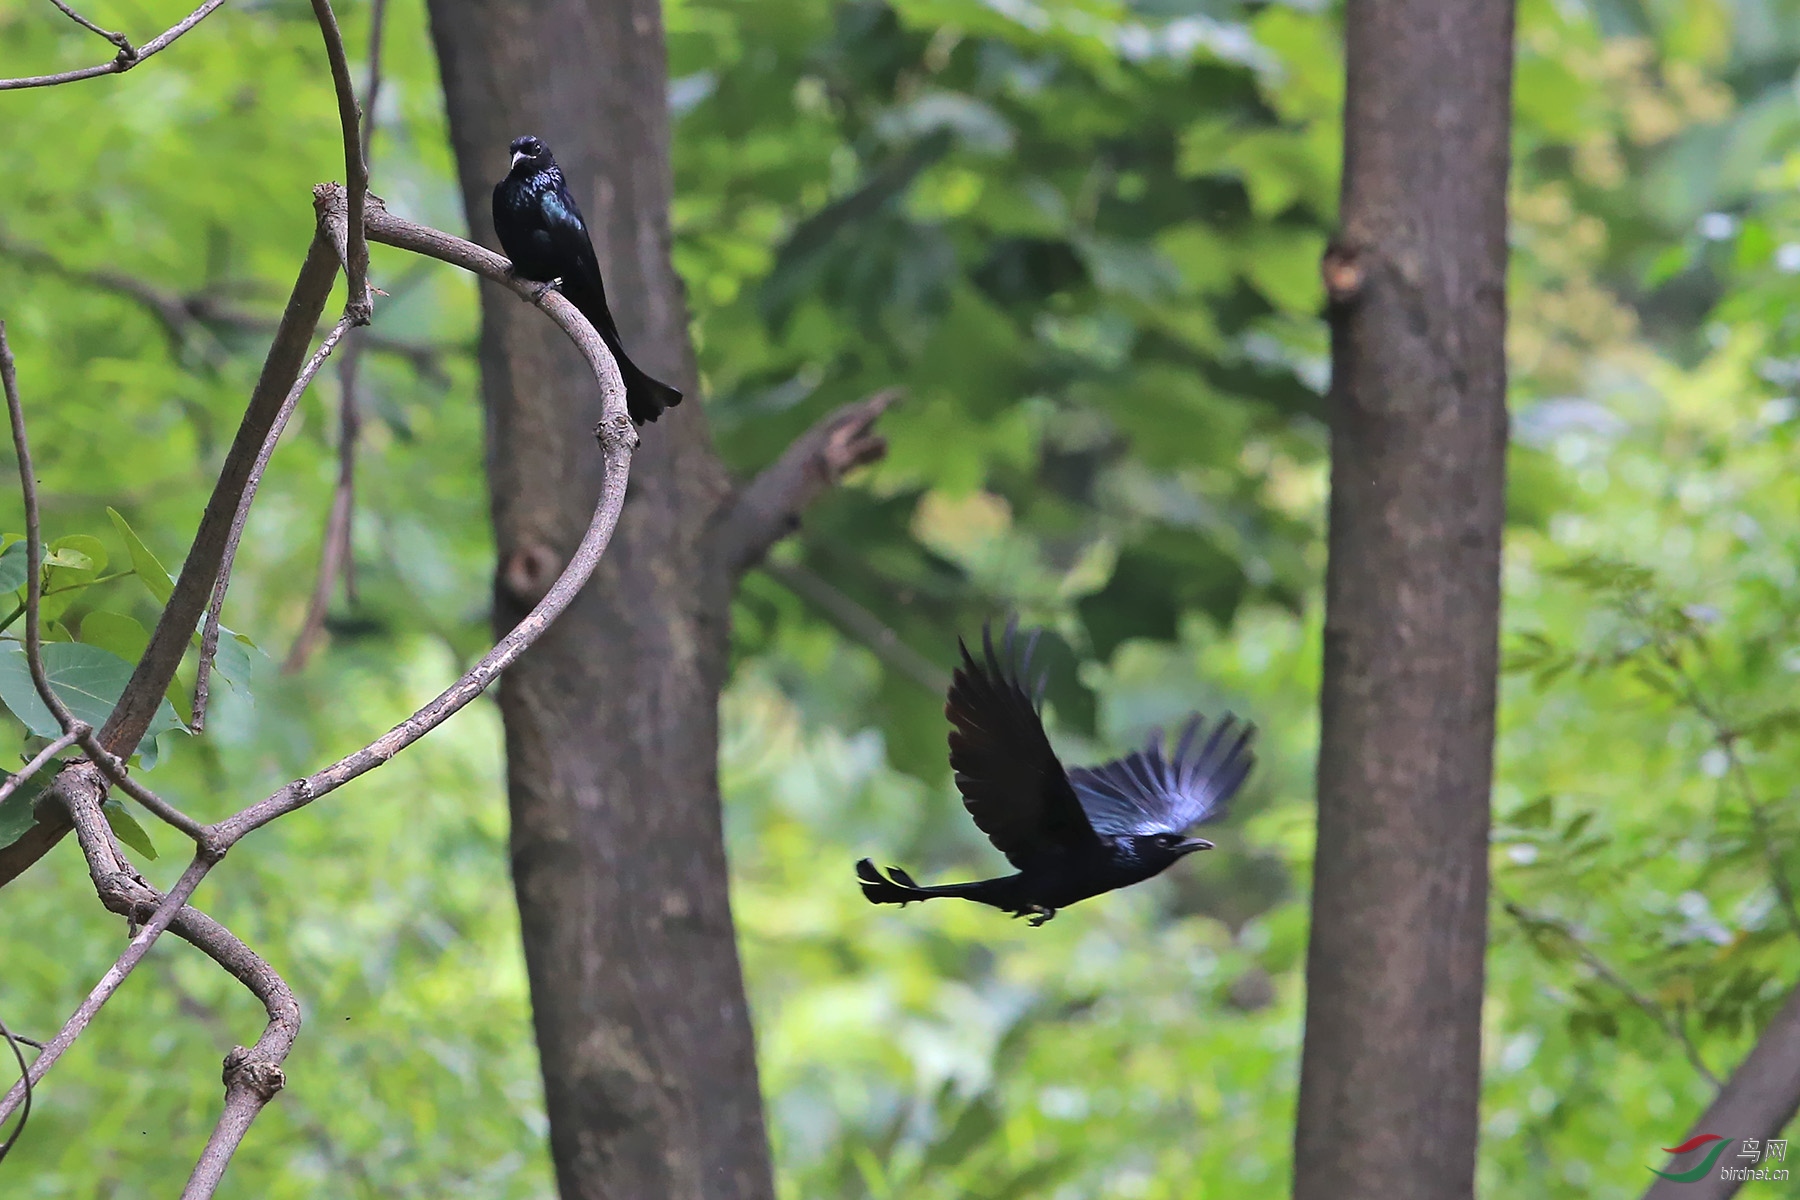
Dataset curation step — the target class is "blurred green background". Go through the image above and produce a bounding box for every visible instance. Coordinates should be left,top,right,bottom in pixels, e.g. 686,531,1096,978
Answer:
5,0,1800,1195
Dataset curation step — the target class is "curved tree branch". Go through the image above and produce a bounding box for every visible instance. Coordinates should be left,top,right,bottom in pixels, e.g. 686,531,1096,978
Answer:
0,0,226,91
718,388,899,576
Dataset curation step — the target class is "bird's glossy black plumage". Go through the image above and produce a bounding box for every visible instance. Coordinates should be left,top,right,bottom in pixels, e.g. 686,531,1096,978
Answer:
857,622,1254,926
491,135,682,425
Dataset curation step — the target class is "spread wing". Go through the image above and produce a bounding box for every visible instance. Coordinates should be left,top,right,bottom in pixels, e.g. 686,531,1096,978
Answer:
946,622,1100,869
1067,714,1255,837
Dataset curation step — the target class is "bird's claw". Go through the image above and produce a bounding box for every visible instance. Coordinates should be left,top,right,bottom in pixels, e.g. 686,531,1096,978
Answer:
1024,905,1055,927
530,277,564,303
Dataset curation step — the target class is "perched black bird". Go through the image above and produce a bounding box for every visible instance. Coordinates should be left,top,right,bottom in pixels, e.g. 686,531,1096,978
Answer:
857,623,1254,926
491,135,683,425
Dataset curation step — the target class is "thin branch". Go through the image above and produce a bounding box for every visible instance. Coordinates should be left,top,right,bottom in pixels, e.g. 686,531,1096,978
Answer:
0,826,212,1126
0,725,85,807
0,0,225,91
76,729,211,843
1502,898,1720,1089
361,0,388,156
0,1008,30,1163
284,2,387,673
43,783,296,1199
719,388,900,576
47,0,133,56
193,314,356,729
307,0,370,324
760,560,949,694
1,322,84,742
280,351,358,673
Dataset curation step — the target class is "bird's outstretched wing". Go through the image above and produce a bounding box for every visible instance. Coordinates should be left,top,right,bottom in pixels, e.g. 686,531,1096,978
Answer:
946,622,1099,868
1067,714,1255,836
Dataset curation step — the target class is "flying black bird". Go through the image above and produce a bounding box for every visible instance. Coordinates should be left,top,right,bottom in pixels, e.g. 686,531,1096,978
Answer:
491,135,683,425
857,624,1254,926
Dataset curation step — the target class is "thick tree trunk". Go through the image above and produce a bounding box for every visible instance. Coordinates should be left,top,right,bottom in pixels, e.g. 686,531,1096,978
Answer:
1291,3,1515,1200
423,1,775,1196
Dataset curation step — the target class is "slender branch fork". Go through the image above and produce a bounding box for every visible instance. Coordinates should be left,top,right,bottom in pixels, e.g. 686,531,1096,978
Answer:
0,0,226,92
0,2,637,1189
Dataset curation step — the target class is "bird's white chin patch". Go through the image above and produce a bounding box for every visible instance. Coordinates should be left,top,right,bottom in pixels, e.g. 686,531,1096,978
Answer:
511,151,531,170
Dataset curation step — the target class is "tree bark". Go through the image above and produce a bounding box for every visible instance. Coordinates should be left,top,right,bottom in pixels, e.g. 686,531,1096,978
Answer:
1292,3,1515,1200
424,1,774,1195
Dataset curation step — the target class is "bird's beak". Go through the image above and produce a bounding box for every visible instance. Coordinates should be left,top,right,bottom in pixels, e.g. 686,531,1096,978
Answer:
1177,837,1213,855
511,150,531,171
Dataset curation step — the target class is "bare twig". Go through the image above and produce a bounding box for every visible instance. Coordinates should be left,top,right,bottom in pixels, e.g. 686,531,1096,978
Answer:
280,347,359,673
307,0,370,324
0,826,211,1125
284,2,388,674
719,388,900,576
0,0,225,91
193,314,356,729
0,724,85,807
47,0,133,55
0,1008,30,1163
760,560,949,694
1,321,79,737
1502,898,1720,1088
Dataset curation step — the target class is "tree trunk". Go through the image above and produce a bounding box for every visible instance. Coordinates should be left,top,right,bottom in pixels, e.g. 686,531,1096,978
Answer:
423,1,774,1196
1292,3,1514,1199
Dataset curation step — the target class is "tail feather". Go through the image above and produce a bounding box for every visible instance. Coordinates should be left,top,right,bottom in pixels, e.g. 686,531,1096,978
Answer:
856,858,936,906
562,281,684,425
619,356,682,426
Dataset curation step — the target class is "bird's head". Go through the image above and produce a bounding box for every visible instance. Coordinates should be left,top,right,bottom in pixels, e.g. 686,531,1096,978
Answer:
508,135,552,174
1134,830,1213,867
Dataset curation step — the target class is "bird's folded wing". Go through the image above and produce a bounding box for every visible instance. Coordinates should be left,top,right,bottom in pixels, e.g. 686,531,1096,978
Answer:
946,623,1099,868
1068,714,1255,836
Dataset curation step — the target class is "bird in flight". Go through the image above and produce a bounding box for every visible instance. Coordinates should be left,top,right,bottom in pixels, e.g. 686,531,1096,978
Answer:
858,623,1253,926
491,135,683,425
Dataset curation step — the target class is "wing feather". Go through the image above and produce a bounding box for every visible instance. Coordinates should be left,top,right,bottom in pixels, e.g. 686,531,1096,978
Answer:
945,621,1099,868
1068,714,1255,836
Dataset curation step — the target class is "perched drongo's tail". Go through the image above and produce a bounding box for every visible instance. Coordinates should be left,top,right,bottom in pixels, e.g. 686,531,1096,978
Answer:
619,356,683,426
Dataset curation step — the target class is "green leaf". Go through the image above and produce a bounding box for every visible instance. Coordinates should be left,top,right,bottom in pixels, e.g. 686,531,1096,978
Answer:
78,611,149,665
0,541,27,594
108,507,174,605
0,767,52,850
40,534,108,624
103,797,157,861
0,641,186,742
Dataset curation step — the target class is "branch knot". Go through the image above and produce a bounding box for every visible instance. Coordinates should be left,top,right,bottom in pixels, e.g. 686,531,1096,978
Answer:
222,1046,286,1101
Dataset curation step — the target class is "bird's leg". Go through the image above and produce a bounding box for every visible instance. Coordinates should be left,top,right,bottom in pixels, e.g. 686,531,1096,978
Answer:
530,277,564,303
1025,905,1056,927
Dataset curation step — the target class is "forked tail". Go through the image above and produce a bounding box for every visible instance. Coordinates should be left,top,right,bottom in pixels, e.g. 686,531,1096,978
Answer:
855,858,992,906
